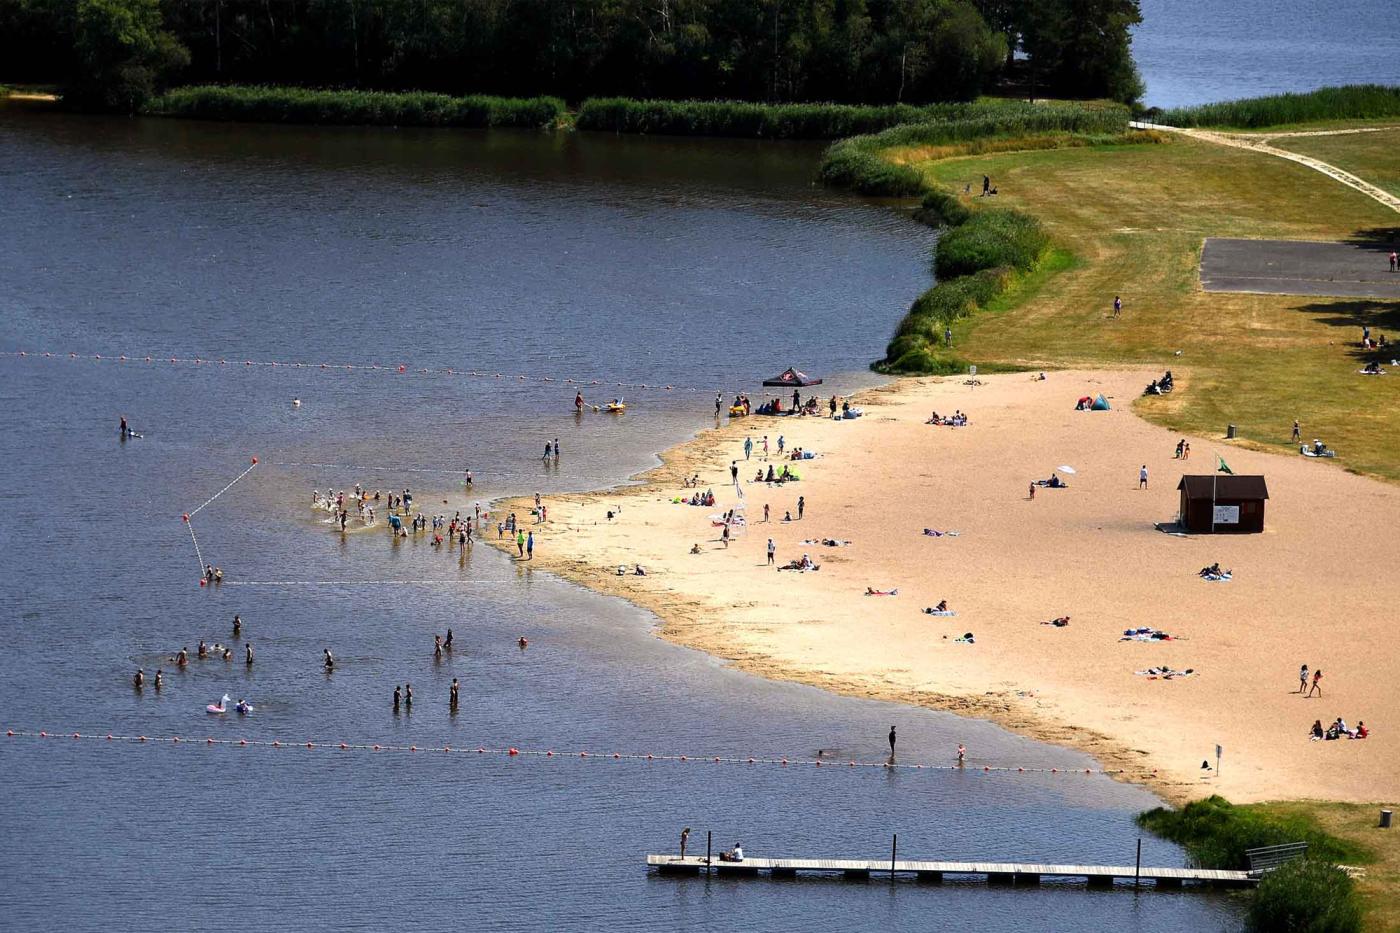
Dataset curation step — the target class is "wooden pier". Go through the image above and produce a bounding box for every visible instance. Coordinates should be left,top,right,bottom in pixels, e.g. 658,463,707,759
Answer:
647,855,1254,889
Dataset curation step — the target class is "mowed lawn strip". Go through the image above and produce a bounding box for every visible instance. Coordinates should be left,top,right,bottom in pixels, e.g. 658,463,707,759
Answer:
906,135,1400,480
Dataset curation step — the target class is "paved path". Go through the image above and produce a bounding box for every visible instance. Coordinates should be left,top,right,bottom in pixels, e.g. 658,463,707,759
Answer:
1131,121,1400,215
1201,237,1400,299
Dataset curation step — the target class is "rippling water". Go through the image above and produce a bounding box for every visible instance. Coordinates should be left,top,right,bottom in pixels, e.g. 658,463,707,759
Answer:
0,111,1243,930
1136,0,1400,108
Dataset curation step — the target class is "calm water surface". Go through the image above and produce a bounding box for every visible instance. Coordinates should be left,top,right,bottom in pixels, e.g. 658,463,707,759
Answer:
1135,0,1400,108
0,112,1243,930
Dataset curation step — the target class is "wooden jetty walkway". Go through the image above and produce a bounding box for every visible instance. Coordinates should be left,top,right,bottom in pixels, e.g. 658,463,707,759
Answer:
647,854,1254,888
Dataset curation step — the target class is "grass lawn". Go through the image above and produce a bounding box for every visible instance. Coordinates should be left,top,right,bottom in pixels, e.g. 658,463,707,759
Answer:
892,134,1400,480
1270,127,1400,199
1250,801,1400,931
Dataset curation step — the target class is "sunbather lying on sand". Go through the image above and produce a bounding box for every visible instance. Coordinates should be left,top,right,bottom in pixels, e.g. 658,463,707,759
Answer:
922,528,961,537
923,600,954,616
778,555,819,572
1134,666,1196,679
1042,616,1070,627
865,587,898,596
1032,475,1067,488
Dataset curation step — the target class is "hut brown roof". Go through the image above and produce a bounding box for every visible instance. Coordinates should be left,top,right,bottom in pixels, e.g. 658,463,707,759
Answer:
1176,475,1269,500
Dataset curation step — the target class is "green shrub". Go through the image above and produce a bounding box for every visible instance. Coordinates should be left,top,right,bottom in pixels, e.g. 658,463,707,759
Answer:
147,85,566,128
816,140,925,196
1248,860,1362,933
1156,84,1400,129
934,209,1047,278
1136,797,1369,869
915,187,972,227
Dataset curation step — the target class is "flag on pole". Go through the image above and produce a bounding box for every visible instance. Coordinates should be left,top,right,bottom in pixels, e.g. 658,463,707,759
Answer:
1217,455,1234,475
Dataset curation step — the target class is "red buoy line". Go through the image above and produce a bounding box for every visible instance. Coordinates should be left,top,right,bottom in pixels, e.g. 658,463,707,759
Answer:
2,729,1132,779
2,349,716,394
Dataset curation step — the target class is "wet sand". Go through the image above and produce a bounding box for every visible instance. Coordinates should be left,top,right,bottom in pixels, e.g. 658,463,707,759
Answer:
488,369,1399,805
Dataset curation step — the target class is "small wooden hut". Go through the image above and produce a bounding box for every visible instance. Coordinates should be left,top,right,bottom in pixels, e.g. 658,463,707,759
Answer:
1176,475,1269,534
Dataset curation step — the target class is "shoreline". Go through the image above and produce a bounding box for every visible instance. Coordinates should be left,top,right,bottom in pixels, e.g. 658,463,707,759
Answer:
485,368,1399,808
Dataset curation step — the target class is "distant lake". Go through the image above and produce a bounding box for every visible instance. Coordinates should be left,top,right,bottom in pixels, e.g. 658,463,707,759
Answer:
1135,0,1400,107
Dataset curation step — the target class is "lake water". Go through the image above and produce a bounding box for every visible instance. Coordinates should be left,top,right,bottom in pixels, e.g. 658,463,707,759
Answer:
0,111,1246,930
1135,0,1400,108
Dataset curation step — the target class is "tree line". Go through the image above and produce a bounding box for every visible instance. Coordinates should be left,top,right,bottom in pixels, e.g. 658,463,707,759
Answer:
0,0,1143,112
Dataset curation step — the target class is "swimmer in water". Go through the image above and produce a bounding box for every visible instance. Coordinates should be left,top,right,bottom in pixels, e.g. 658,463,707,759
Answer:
232,614,242,636
323,648,334,670
245,643,254,665
198,640,208,659
518,637,528,649
133,668,144,689
176,648,188,667
405,683,413,708
443,629,453,651
154,669,163,691
222,646,232,661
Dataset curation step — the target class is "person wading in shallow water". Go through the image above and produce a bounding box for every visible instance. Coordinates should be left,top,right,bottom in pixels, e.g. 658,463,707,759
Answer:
888,725,897,759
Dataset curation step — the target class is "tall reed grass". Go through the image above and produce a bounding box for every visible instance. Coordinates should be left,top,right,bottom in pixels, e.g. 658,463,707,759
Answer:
1155,84,1400,129
576,97,991,139
147,85,566,128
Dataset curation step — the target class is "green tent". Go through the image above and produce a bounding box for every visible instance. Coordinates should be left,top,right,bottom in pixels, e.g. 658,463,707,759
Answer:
1091,393,1111,411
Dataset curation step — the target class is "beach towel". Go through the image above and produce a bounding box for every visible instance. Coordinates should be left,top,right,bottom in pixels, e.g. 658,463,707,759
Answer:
953,634,975,643
922,529,961,537
1201,572,1231,582
923,609,957,617
1358,368,1386,375
1120,627,1173,641
865,588,898,596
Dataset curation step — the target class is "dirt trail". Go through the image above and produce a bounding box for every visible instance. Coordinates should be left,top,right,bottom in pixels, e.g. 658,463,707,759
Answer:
1131,121,1400,214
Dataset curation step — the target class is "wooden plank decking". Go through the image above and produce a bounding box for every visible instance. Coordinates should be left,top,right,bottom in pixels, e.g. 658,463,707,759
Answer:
646,855,1254,888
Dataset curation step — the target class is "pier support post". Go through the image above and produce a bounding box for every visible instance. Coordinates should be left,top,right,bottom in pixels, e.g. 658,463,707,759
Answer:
988,872,1014,886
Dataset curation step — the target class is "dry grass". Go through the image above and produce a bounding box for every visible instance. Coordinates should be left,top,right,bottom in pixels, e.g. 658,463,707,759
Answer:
906,135,1400,480
1271,128,1400,199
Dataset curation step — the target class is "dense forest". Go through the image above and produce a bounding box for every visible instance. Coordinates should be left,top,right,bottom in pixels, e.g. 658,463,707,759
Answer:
0,0,1143,112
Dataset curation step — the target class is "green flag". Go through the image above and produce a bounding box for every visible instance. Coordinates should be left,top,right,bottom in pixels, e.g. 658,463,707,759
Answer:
1217,455,1234,475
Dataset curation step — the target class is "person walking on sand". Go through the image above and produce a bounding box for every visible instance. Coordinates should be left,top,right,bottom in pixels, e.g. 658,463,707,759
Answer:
797,496,805,520
730,461,739,488
1139,465,1148,489
888,725,897,758
722,524,730,548
763,503,770,523
1297,663,1309,694
767,538,776,565
1028,482,1035,501
1113,295,1122,319
516,528,526,558
1307,669,1323,698
744,436,753,460
716,392,723,415
526,530,534,560
762,436,769,458
777,435,785,455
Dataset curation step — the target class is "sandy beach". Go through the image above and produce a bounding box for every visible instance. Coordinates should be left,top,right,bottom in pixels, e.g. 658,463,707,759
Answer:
491,369,1399,805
